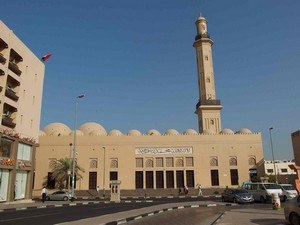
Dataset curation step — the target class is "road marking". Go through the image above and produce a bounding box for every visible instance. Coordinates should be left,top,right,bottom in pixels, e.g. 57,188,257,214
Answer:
178,206,185,209
191,205,199,208
158,210,164,213
136,200,142,203
207,204,217,207
179,196,185,198
146,200,153,202
37,205,47,208
167,196,174,198
167,208,173,211
16,207,27,210
148,213,154,216
156,196,162,198
69,203,76,206
135,216,142,220
191,196,198,198
82,202,88,205
117,219,127,224
125,200,131,203
55,205,63,207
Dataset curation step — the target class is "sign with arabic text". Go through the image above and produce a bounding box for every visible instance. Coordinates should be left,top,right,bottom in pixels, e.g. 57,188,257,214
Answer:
135,147,193,155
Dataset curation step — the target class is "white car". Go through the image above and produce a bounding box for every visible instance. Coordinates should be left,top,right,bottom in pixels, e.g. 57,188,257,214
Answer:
280,184,298,202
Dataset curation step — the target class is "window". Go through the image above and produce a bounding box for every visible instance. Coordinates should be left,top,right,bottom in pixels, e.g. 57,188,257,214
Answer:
135,171,143,189
186,157,194,167
175,158,184,167
229,157,237,166
136,158,143,168
90,159,98,169
210,157,218,167
166,171,174,188
0,138,13,158
248,157,256,166
47,172,55,189
110,159,118,168
281,169,288,173
211,170,219,186
176,171,184,188
267,169,274,173
166,157,174,167
145,159,153,168
156,171,164,188
89,172,97,190
110,171,118,181
230,169,239,185
186,170,195,187
156,157,163,167
17,143,32,161
146,171,153,189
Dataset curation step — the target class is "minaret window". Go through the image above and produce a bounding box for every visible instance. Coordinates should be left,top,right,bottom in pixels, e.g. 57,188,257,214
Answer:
205,55,208,60
210,120,214,125
206,77,210,83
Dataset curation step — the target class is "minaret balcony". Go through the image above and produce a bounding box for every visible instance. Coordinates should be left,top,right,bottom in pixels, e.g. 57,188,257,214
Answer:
195,33,211,41
196,99,221,109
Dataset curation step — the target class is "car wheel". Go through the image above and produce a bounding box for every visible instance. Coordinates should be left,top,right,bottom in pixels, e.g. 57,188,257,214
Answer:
260,196,265,203
63,196,68,201
45,196,50,201
290,213,300,225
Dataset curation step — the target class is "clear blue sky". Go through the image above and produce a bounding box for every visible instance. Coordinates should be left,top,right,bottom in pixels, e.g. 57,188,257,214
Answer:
2,1,300,160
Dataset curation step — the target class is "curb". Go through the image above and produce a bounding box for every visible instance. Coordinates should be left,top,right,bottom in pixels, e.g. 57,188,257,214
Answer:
102,203,236,225
0,200,154,213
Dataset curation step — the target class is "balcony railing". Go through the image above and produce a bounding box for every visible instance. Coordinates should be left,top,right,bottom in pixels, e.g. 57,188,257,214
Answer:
5,88,19,101
2,116,16,128
196,99,221,109
195,33,211,41
8,61,22,75
0,53,6,64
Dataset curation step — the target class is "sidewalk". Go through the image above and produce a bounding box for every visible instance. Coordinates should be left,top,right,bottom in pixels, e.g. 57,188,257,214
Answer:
215,207,287,225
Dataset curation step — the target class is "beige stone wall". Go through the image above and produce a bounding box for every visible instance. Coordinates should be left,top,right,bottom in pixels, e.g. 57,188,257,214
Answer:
0,20,45,141
34,126,263,192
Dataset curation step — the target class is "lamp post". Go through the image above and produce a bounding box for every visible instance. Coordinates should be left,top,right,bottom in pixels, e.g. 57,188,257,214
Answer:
71,94,84,200
102,147,106,198
269,127,278,184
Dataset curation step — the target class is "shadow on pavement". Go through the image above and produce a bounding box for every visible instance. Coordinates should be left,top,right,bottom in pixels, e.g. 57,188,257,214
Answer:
251,219,288,225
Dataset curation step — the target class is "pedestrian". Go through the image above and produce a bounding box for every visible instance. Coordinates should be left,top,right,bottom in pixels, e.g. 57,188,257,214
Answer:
184,185,189,195
41,186,47,203
178,187,182,196
197,183,203,196
96,185,100,198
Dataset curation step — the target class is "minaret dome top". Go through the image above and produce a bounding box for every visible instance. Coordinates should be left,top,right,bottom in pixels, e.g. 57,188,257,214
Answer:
195,15,208,35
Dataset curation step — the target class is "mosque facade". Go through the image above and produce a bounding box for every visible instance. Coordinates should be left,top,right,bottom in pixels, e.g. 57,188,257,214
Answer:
33,16,263,195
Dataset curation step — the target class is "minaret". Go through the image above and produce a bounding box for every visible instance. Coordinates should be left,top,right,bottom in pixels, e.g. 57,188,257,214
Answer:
193,16,223,133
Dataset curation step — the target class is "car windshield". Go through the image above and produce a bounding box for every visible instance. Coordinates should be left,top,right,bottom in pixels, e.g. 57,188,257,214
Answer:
264,184,281,189
234,189,248,194
282,185,295,190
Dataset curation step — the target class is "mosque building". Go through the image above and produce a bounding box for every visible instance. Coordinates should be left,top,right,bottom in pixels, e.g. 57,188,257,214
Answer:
33,16,264,195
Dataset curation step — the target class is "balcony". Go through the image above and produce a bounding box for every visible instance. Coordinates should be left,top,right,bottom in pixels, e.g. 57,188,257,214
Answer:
0,53,6,64
0,69,4,76
2,116,16,129
195,33,211,41
8,61,22,75
5,88,19,101
196,99,221,109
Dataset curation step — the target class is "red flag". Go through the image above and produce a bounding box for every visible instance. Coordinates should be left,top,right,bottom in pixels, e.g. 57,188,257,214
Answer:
41,54,52,62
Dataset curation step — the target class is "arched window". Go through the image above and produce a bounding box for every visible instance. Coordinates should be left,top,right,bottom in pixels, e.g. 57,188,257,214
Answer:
229,157,237,166
110,159,118,168
90,159,98,169
176,159,184,167
145,159,154,168
248,157,256,166
210,158,218,166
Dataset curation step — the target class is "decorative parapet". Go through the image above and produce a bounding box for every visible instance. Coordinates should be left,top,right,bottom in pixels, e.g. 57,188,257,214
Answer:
0,128,36,144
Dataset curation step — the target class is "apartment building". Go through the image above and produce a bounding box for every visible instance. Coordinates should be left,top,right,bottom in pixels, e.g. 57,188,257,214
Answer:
0,20,45,202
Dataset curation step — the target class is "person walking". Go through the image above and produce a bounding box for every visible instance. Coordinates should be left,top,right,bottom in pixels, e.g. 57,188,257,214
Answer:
197,183,203,196
96,185,100,198
184,185,189,195
41,186,47,203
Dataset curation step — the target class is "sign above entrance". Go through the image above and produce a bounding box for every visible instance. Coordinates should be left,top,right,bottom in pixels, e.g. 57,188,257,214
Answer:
135,147,193,155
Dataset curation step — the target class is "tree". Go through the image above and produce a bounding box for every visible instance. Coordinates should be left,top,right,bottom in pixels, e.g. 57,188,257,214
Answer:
47,158,85,189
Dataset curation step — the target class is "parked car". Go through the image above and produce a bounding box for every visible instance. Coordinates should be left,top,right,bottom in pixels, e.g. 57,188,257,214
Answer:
45,191,76,201
284,196,300,225
243,182,283,203
221,189,254,203
280,184,298,202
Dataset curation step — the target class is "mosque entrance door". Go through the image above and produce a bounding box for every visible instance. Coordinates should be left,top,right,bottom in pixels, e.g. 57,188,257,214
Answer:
146,171,154,188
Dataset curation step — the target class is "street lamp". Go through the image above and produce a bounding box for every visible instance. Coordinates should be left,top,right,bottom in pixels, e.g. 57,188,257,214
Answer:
269,127,278,184
71,94,84,200
102,146,106,198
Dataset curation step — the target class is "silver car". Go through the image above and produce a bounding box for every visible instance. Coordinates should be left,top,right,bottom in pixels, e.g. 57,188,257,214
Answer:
284,195,300,225
45,191,75,201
